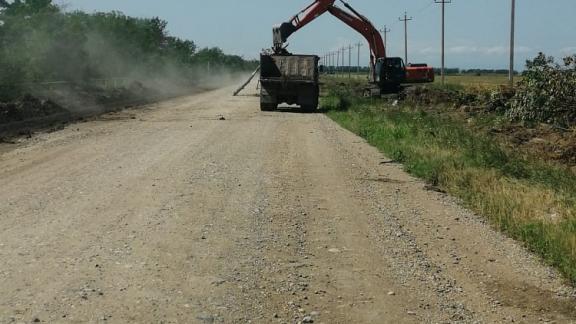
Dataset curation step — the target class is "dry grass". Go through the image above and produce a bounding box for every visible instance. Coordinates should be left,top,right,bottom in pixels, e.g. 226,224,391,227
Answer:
435,74,520,89
323,87,576,283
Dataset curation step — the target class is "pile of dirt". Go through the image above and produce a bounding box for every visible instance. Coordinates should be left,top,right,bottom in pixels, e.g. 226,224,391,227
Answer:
491,124,576,167
403,86,458,105
0,95,68,124
0,82,164,126
402,85,513,110
0,81,199,138
402,85,576,168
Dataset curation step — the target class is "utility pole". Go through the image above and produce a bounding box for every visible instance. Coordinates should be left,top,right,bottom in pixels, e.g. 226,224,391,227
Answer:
509,0,516,86
380,25,391,49
348,44,353,79
435,0,451,85
341,47,346,77
356,42,363,74
336,50,340,76
332,51,336,74
399,12,413,64
332,52,336,74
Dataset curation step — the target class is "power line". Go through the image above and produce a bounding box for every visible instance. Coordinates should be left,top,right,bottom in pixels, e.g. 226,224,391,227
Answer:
380,25,391,51
356,42,363,74
416,0,437,14
399,12,413,64
388,0,435,29
435,0,451,85
348,44,353,79
340,46,346,77
336,49,340,75
330,52,334,74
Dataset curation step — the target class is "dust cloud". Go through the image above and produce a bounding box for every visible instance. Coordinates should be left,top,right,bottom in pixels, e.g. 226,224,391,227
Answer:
24,30,250,117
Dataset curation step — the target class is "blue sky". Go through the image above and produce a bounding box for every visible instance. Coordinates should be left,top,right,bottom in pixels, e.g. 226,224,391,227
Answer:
55,0,576,70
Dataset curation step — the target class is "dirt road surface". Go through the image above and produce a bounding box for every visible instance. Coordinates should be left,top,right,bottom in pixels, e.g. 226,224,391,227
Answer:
1,83,575,323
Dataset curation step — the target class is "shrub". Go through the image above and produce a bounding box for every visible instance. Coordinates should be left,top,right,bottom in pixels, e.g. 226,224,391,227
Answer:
508,53,576,126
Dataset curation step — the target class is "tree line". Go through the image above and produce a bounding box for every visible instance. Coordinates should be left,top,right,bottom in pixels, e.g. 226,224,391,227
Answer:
0,0,258,99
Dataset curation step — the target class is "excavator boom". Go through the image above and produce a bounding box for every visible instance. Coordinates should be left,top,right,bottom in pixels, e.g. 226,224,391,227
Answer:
273,0,384,82
273,0,335,49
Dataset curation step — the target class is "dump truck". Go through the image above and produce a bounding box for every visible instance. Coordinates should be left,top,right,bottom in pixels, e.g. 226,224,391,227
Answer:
259,53,320,112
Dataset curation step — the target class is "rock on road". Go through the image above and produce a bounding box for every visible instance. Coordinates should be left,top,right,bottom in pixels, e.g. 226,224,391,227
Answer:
0,83,575,323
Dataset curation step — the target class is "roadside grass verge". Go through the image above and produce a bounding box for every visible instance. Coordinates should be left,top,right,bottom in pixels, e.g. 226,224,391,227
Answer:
322,87,576,284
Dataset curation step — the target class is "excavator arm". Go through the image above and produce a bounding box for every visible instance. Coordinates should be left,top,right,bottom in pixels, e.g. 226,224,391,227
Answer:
327,4,385,76
273,0,335,48
273,0,385,82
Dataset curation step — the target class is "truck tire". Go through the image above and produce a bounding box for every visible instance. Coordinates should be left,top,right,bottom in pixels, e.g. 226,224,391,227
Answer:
301,104,317,113
260,102,277,111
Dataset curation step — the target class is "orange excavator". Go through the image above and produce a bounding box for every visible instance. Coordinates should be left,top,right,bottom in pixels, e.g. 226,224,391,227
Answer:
273,0,434,94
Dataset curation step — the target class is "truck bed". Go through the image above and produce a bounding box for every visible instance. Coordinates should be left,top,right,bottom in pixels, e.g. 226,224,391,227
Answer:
259,53,320,112
260,54,318,81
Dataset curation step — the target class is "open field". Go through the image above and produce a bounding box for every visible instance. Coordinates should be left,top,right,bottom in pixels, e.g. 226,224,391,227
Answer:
322,72,516,89
434,74,516,88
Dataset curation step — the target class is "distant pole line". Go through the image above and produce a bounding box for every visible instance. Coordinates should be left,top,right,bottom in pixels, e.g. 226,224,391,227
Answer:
332,52,338,74
332,52,336,74
356,42,363,74
380,25,391,51
348,44,353,79
336,49,340,75
435,0,451,85
399,12,413,64
341,47,346,77
509,0,516,86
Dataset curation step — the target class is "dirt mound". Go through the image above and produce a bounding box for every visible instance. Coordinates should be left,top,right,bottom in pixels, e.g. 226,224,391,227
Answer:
402,85,576,167
493,124,576,166
0,95,68,124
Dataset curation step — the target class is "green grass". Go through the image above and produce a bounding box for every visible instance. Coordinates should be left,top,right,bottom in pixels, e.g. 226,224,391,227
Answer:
322,87,576,284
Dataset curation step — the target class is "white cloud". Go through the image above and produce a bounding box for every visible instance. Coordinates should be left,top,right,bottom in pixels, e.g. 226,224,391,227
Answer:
419,44,531,56
450,46,480,54
513,46,532,54
418,47,438,55
482,46,507,55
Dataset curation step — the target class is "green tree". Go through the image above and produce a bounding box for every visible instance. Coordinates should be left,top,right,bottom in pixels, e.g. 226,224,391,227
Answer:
0,2,255,100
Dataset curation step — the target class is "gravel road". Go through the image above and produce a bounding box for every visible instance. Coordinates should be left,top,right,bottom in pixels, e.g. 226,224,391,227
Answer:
0,83,575,323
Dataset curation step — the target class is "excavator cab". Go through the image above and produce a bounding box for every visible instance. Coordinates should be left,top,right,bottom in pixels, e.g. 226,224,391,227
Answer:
376,57,406,91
